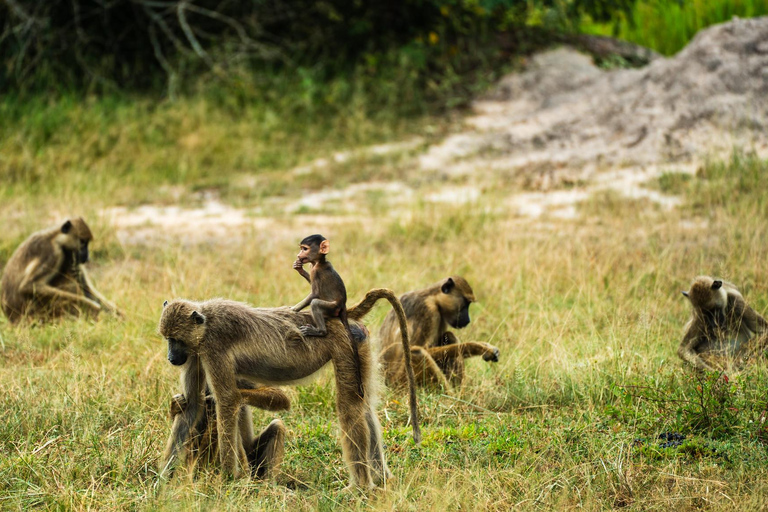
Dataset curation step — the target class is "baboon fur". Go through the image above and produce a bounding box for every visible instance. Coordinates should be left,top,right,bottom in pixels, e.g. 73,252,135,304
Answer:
158,289,419,488
679,275,768,372
379,276,500,388
168,384,290,479
1,218,119,323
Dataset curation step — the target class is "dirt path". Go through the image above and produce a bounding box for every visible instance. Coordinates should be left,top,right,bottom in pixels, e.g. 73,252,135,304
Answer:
105,17,768,244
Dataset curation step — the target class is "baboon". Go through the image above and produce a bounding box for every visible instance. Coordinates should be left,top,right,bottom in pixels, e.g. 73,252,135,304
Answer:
158,289,420,488
679,275,768,372
167,384,290,479
379,277,500,388
293,234,364,399
1,218,119,323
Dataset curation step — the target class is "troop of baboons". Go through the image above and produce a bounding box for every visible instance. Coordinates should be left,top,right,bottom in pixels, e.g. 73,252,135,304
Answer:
2,219,768,489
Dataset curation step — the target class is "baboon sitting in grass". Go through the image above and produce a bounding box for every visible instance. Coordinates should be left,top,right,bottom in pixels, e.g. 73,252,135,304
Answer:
379,276,500,388
1,218,119,323
679,275,768,373
167,384,290,480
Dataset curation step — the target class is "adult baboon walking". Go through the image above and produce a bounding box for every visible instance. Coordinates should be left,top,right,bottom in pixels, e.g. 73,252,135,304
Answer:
158,289,419,488
379,277,500,388
1,218,119,323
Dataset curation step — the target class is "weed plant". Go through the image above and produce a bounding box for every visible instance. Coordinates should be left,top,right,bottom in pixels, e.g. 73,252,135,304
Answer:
582,0,768,55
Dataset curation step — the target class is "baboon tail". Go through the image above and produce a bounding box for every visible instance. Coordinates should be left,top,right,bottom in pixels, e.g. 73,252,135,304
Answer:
347,288,421,444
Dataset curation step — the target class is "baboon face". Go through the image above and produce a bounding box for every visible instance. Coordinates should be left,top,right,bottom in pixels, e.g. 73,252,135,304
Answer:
297,235,328,264
438,277,475,329
59,218,93,264
159,300,206,365
683,276,727,311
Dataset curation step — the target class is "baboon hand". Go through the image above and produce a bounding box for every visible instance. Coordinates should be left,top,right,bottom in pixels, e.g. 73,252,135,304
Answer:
483,346,500,363
293,259,305,271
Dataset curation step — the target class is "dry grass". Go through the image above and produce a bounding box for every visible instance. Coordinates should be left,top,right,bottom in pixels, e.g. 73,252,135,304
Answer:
2,95,768,510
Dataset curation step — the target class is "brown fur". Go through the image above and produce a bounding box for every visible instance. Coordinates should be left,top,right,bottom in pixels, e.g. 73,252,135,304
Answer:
158,289,418,488
379,277,500,388
1,218,119,323
168,385,289,479
293,235,364,398
679,275,768,372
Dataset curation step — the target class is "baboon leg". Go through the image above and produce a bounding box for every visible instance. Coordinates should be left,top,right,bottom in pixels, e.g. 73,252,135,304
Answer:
169,394,186,418
160,357,205,478
78,268,120,314
410,347,451,388
238,407,255,456
429,337,501,362
250,419,286,480
334,344,373,488
210,374,249,478
300,299,337,336
173,388,291,417
29,284,102,313
379,344,450,388
429,336,500,386
366,405,391,485
240,387,291,412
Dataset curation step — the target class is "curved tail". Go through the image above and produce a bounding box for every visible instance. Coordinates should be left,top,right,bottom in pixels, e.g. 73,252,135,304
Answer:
348,288,421,444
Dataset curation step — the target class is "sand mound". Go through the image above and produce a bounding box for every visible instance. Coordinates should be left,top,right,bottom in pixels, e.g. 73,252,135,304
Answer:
421,16,768,180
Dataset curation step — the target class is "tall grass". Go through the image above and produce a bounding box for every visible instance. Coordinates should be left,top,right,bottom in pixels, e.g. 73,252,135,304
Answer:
2,87,768,511
582,0,768,55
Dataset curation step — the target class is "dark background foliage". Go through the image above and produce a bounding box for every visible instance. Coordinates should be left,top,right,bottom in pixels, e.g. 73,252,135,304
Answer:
0,0,636,94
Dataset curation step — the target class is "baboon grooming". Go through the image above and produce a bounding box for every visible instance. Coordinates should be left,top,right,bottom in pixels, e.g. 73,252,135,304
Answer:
679,276,768,372
159,289,420,488
379,277,500,388
293,234,364,399
167,384,290,479
1,218,119,323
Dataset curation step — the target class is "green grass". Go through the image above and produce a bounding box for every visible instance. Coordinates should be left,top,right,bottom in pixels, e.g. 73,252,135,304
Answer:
581,0,768,55
3,88,768,509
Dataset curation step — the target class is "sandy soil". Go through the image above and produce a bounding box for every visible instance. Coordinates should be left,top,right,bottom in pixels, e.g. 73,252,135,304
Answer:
103,17,768,244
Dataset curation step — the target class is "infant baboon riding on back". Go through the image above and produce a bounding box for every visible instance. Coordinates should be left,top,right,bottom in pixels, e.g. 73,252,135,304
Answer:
292,234,365,398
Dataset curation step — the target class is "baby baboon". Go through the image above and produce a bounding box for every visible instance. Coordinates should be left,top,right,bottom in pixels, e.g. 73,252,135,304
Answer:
1,218,119,323
167,384,290,479
293,234,364,399
159,289,419,488
379,277,500,388
679,276,768,372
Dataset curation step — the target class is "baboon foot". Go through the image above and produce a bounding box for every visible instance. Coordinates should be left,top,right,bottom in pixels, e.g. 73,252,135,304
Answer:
483,346,500,362
299,325,326,337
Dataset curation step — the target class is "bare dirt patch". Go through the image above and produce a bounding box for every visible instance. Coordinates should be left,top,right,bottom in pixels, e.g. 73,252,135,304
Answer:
103,18,768,241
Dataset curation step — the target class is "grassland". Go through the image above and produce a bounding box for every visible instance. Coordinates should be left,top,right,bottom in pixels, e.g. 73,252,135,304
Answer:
2,93,768,511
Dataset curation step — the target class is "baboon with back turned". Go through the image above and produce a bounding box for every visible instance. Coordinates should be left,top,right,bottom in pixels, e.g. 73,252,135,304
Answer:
158,288,420,488
1,218,120,323
379,276,500,388
679,275,768,372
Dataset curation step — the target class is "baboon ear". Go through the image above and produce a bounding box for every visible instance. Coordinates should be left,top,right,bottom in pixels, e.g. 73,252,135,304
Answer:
61,220,73,234
441,277,455,294
163,300,168,308
191,311,206,325
319,240,330,254
711,280,723,290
